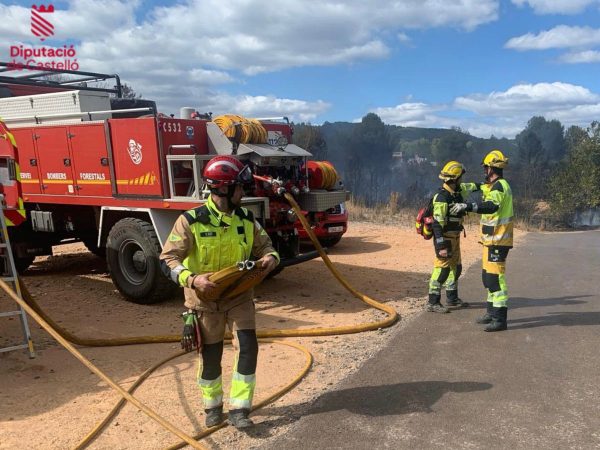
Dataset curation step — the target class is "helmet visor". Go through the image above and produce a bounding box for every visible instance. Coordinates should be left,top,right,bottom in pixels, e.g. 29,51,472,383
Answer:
237,165,253,184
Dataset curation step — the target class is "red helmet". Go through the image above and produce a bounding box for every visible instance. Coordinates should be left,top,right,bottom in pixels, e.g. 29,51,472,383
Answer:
203,155,252,188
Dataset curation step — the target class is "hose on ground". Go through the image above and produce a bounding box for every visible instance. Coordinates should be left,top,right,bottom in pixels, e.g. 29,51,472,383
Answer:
4,193,399,448
0,279,205,450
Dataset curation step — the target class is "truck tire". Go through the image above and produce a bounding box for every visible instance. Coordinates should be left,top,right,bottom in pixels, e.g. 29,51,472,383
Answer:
14,255,35,274
106,218,176,304
83,238,106,258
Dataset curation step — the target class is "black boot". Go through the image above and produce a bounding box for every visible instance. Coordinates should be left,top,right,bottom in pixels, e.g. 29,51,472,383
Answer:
228,408,254,429
426,293,448,313
205,405,224,428
446,290,469,308
476,302,494,324
484,307,507,332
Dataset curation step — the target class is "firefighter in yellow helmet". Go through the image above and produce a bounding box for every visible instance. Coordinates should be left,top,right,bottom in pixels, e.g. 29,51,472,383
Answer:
160,155,279,428
427,161,481,313
449,150,513,331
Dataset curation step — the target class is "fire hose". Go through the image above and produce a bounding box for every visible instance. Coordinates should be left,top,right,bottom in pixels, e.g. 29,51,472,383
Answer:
1,192,399,449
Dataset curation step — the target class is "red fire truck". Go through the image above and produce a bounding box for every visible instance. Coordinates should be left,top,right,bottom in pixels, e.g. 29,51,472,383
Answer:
0,62,348,303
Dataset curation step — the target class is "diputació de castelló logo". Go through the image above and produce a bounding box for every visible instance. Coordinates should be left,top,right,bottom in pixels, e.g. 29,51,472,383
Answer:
7,3,79,71
31,4,55,41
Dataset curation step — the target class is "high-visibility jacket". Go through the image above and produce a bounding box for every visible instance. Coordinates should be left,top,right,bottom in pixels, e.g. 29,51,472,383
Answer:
160,195,279,311
480,178,513,247
432,182,480,241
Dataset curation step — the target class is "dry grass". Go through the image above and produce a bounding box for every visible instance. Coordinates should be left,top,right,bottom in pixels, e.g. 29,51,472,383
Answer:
347,196,416,227
347,193,533,231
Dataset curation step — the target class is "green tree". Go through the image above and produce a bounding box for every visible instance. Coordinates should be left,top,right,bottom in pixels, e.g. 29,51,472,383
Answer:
120,82,141,99
293,123,328,160
550,122,600,223
430,129,470,164
346,113,393,204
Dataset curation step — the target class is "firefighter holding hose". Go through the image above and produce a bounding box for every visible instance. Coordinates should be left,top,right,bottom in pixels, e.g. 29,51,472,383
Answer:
160,155,279,429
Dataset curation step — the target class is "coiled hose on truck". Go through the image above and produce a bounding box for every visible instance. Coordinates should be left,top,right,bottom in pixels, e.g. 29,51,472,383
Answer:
1,192,399,449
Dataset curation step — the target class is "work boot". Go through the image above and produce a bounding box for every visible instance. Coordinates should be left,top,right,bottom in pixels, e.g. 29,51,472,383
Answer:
426,293,448,313
446,292,469,308
484,307,507,332
426,303,449,313
228,408,254,429
205,406,224,428
476,302,494,324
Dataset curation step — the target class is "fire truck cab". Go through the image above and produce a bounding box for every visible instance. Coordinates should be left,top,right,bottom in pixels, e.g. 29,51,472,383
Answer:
0,62,348,303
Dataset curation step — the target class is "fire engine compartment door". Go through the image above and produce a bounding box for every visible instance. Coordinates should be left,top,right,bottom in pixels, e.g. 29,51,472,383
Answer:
34,127,76,196
10,128,43,195
108,118,163,197
68,124,111,197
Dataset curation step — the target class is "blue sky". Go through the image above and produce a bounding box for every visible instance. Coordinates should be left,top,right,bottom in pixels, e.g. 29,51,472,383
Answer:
1,0,600,138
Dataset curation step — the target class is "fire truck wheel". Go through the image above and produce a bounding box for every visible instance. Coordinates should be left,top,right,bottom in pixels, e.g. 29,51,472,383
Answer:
106,218,176,303
82,238,106,258
14,255,35,274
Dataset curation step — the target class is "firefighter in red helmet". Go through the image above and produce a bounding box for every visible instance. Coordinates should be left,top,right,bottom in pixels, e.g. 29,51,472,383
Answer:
160,155,279,428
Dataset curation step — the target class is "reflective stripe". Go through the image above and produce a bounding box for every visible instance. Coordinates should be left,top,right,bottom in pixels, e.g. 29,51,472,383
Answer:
198,375,224,409
490,290,508,307
171,264,187,283
177,268,193,287
445,269,457,291
480,216,513,226
429,267,443,294
481,233,513,245
229,371,256,410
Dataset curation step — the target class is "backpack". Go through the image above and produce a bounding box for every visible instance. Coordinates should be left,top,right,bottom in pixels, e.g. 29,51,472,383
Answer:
415,198,434,240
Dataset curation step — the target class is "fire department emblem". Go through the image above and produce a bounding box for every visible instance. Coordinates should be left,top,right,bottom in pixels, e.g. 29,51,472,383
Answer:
31,4,55,42
127,139,143,165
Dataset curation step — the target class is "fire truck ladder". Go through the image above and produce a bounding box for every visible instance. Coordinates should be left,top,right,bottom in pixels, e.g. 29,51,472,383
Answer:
0,196,35,358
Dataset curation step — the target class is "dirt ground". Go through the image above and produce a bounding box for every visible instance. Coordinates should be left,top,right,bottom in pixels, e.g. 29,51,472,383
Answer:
0,221,517,450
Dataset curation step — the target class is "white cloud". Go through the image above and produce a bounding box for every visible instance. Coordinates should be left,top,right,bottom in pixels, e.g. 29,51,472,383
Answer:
68,0,498,77
0,4,31,40
57,0,497,121
143,85,331,122
370,82,600,138
1,1,501,129
53,0,139,41
505,26,600,50
397,33,412,44
559,50,600,63
511,0,599,15
369,102,446,127
454,82,599,114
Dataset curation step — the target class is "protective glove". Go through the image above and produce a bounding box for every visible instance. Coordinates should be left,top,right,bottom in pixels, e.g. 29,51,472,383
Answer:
181,310,201,353
434,238,452,258
449,203,468,215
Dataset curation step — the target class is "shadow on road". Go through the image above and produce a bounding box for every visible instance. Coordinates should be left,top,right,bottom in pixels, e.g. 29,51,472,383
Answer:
467,295,592,311
253,380,492,432
510,311,600,329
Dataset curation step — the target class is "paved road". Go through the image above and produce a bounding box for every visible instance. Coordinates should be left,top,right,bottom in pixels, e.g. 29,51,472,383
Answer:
260,230,600,449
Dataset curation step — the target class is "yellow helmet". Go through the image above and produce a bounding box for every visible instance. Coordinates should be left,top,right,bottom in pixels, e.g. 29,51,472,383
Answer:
439,160,465,181
482,149,508,168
